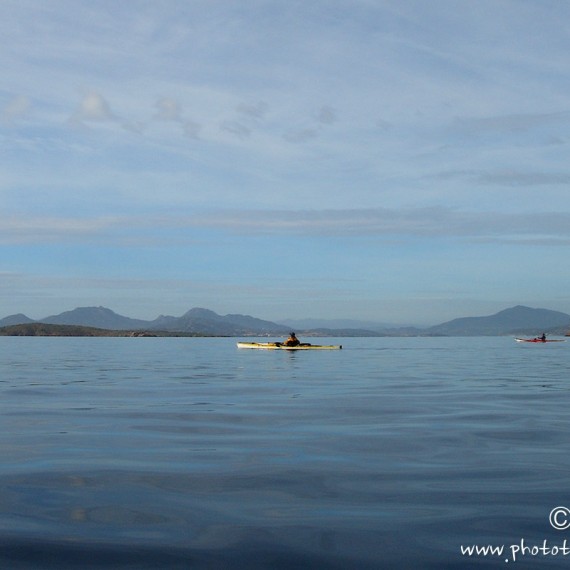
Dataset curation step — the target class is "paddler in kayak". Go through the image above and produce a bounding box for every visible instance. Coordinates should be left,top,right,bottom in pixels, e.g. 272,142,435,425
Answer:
540,333,546,342
283,332,301,347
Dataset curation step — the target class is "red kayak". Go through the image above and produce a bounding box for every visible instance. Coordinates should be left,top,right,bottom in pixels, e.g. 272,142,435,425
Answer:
515,338,565,343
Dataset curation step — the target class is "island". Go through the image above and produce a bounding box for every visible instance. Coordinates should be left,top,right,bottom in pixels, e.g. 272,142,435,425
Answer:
0,323,209,337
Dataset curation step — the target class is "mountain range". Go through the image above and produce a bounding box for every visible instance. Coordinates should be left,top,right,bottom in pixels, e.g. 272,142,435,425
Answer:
1,305,570,336
0,307,290,337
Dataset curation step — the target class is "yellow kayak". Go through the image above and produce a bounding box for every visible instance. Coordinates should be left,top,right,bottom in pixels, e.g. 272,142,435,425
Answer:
237,342,342,350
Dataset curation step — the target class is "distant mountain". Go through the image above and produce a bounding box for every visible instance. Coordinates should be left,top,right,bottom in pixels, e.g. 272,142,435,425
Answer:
0,313,35,327
148,308,290,336
41,306,149,330
427,305,570,336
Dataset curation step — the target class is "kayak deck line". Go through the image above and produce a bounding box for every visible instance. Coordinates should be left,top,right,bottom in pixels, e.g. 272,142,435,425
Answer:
237,342,342,350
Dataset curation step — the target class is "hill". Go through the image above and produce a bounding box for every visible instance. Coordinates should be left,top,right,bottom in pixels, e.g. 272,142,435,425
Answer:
0,313,35,327
427,305,570,336
0,323,208,337
41,306,150,330
0,323,130,336
148,308,290,336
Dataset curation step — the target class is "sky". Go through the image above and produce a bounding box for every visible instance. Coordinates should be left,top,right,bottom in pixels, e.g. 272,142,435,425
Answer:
2,0,570,326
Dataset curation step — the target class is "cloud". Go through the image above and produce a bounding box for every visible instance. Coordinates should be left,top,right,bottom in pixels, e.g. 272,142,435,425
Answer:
69,90,153,135
71,91,116,123
220,120,251,139
189,207,570,241
316,105,337,125
236,101,268,120
154,97,183,121
182,120,201,139
281,105,336,144
432,169,570,187
0,216,121,244
477,171,570,186
3,207,570,251
2,95,31,124
152,97,202,137
451,111,570,136
376,119,393,131
218,101,268,139
4,208,570,245
283,128,319,143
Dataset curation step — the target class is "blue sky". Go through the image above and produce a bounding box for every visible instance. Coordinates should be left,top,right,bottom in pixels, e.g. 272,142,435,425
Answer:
2,0,570,326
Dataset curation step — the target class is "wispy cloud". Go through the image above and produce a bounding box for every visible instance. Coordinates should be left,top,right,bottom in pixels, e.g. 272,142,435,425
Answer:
1,95,31,124
236,101,268,121
153,97,202,138
282,105,338,143
477,171,570,186
70,91,116,124
0,215,121,244
432,169,570,187
192,207,570,240
220,120,251,139
283,128,319,143
451,111,570,136
3,208,570,245
69,90,146,134
182,120,201,139
316,105,337,126
154,97,183,122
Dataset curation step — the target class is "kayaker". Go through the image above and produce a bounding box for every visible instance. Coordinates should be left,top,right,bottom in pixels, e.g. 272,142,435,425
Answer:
283,332,301,347
540,333,546,342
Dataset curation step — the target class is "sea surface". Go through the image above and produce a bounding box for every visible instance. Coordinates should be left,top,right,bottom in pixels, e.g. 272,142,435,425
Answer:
1,336,570,569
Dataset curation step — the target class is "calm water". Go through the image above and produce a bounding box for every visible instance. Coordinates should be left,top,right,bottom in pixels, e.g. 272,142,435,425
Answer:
1,336,570,569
